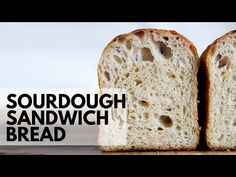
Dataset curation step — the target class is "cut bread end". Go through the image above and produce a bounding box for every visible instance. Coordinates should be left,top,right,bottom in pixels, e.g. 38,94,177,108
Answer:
201,30,236,150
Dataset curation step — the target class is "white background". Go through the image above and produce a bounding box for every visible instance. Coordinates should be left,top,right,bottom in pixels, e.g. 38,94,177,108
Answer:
0,23,236,89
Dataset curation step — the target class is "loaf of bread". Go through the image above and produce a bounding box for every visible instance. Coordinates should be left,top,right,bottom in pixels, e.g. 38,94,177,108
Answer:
98,29,200,151
201,30,236,150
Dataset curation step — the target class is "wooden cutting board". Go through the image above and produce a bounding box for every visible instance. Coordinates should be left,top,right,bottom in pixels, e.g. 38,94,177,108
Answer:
0,146,235,155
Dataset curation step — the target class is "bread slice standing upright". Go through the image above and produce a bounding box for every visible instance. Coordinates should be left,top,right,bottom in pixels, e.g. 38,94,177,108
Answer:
98,29,200,151
201,30,236,150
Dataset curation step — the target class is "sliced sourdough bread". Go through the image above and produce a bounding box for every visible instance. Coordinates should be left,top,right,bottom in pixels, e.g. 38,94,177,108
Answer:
201,30,236,150
98,29,200,151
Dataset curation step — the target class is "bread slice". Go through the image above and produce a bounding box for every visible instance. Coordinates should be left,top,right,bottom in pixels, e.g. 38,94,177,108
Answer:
201,30,236,150
98,29,200,151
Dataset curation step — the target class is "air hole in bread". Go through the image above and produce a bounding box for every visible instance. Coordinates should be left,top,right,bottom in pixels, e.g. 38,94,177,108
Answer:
126,39,132,50
221,71,226,77
123,51,128,59
180,57,187,66
224,120,229,125
233,96,236,102
233,119,236,126
137,136,142,140
114,55,122,64
115,46,121,53
154,113,159,119
183,106,186,114
167,108,172,111
156,41,173,59
176,36,180,40
114,78,118,85
233,75,236,80
130,91,135,95
220,106,223,114
135,79,142,85
217,134,224,141
104,71,110,81
135,68,139,72
138,100,149,108
134,30,145,38
181,70,185,75
125,73,129,78
215,54,222,63
130,116,135,120
144,112,149,119
168,73,176,79
141,47,154,62
233,41,236,48
163,36,169,41
184,131,188,135
226,61,231,70
176,126,181,131
218,56,229,69
159,115,173,128
157,127,163,131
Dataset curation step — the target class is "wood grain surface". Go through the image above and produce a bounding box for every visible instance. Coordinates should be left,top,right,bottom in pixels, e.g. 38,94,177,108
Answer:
0,146,236,155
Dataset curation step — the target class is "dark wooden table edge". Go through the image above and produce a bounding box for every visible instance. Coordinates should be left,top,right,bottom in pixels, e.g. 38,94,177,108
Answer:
0,146,236,155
